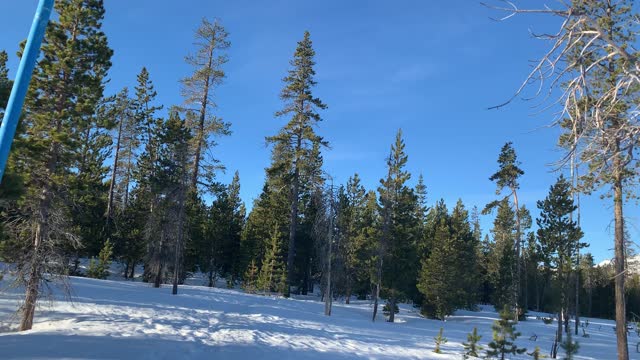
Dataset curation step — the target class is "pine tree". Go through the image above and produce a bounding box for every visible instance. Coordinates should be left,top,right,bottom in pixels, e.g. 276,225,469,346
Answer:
181,18,231,192
463,327,483,358
240,180,289,279
418,200,478,319
103,87,143,278
225,172,246,281
486,305,527,360
433,327,447,354
336,173,366,303
243,259,258,293
142,109,191,291
157,111,192,295
536,176,584,342
0,51,22,209
528,346,545,360
105,87,140,220
267,31,327,297
131,68,164,286
560,331,580,360
257,225,283,294
487,199,517,311
377,129,418,322
355,190,381,301
133,67,163,208
201,172,245,286
553,2,639,357
418,201,454,319
6,0,112,331
450,200,480,308
499,1,639,356
0,50,11,115
87,239,113,280
485,142,525,317
70,90,114,258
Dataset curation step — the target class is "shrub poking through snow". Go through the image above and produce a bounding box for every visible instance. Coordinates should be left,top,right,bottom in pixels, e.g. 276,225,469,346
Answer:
87,240,113,280
383,302,399,319
463,327,483,358
528,346,545,359
560,331,579,360
433,327,447,353
486,305,526,360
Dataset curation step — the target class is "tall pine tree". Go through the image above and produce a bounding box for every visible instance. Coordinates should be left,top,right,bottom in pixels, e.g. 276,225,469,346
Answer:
7,0,112,331
266,31,327,297
536,175,584,342
377,129,418,322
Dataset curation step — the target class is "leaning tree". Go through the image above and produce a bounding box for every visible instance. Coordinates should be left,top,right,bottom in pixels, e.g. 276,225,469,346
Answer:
484,1,640,358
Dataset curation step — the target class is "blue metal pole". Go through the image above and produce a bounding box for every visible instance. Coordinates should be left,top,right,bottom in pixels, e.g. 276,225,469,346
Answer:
0,0,54,182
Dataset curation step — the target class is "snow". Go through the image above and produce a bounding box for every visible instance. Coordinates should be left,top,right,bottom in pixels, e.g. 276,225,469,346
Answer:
598,255,640,274
0,276,638,359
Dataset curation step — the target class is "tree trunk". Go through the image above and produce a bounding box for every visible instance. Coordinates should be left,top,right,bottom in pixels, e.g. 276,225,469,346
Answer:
285,157,300,298
106,115,124,223
571,146,581,335
613,166,629,360
557,308,563,344
388,296,396,323
324,200,333,316
172,187,186,295
124,261,130,280
123,146,133,208
524,255,529,312
208,269,214,288
129,261,135,279
512,189,521,321
153,228,164,288
575,265,580,335
372,257,382,322
190,47,214,191
20,228,44,331
535,274,540,312
20,264,40,331
345,283,351,305
557,265,564,343
587,286,592,317
154,263,163,288
372,282,380,322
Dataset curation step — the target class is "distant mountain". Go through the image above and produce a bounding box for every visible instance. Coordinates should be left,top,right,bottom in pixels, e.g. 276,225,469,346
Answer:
597,255,640,275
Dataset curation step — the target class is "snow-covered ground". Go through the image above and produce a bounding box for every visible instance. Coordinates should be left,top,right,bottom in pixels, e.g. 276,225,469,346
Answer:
0,276,637,359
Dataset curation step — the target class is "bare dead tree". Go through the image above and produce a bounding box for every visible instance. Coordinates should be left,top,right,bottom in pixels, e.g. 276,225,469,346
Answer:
484,1,640,359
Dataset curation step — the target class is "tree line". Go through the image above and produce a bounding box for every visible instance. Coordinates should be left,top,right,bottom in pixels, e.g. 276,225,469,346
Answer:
0,3,638,360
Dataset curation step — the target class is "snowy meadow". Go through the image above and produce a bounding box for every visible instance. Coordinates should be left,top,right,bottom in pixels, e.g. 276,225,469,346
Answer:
0,274,635,360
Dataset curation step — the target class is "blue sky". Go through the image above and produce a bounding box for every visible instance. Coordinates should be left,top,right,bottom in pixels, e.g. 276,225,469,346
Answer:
1,1,635,263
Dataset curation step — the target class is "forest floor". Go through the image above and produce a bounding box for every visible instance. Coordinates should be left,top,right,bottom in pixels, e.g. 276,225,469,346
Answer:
0,269,637,359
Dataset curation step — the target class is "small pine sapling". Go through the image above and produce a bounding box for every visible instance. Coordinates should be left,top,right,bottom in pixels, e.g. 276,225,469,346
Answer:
485,305,527,360
433,327,447,353
277,267,288,296
527,346,546,360
463,327,483,358
87,240,113,280
242,260,258,294
560,331,579,360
